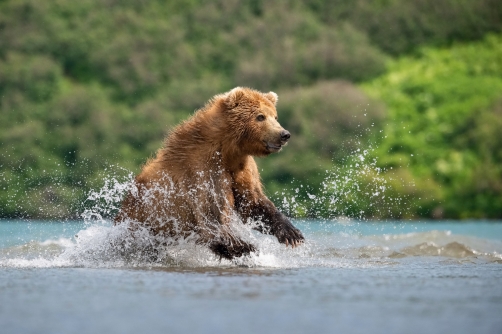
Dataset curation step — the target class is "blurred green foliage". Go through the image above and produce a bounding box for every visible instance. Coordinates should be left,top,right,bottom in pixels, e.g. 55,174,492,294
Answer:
306,0,502,55
0,0,500,219
364,34,502,219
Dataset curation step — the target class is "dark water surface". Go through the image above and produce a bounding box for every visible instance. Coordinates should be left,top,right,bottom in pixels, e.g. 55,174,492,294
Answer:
1,220,501,334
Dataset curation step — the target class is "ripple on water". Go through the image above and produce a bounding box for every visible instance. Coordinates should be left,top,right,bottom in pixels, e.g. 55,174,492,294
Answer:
1,221,501,269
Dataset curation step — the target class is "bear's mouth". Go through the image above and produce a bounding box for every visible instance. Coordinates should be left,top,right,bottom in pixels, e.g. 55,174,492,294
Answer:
265,142,283,152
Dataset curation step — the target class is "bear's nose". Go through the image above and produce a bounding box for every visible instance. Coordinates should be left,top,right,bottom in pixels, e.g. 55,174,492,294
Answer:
280,130,291,142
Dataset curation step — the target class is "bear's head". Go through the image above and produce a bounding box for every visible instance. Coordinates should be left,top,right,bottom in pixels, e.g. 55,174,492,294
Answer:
223,87,290,156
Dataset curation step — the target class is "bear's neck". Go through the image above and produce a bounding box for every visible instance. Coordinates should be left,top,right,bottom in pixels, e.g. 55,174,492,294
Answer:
220,146,249,173
200,105,250,173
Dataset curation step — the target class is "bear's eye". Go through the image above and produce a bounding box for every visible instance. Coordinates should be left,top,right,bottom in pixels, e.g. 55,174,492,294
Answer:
275,116,278,120
256,115,265,121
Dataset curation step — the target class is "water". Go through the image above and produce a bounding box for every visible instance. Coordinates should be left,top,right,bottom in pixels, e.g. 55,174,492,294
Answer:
1,219,501,334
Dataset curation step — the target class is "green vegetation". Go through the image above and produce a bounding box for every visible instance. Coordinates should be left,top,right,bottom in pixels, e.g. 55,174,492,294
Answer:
364,35,502,218
0,0,501,219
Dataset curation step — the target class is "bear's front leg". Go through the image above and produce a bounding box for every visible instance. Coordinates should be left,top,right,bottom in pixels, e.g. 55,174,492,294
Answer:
196,222,257,260
234,190,304,247
195,187,257,260
209,238,256,260
252,199,305,247
232,159,304,248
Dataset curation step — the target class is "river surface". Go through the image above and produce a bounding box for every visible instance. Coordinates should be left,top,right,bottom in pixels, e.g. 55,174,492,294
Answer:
1,219,501,334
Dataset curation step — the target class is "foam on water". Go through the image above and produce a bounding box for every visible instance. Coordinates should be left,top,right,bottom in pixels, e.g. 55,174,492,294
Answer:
1,219,501,269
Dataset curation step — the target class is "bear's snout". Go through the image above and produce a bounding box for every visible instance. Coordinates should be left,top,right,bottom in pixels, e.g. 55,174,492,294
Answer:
280,130,291,143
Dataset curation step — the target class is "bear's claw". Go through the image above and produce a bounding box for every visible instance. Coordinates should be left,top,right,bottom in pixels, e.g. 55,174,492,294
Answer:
210,240,256,260
274,221,305,248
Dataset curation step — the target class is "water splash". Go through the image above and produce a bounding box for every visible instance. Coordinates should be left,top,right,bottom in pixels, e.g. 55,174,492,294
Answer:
81,170,135,223
276,145,409,220
1,146,501,269
2,216,501,269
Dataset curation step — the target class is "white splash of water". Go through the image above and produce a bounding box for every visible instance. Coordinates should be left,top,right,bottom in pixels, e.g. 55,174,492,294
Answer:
2,146,500,269
277,145,402,220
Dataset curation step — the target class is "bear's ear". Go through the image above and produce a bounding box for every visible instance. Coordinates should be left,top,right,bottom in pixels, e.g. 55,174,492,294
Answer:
264,91,278,106
225,87,246,109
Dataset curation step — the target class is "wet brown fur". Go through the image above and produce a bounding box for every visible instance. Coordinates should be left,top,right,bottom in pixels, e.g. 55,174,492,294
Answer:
114,87,304,259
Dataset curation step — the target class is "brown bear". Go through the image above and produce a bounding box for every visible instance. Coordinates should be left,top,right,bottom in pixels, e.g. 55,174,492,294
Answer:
114,87,304,260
